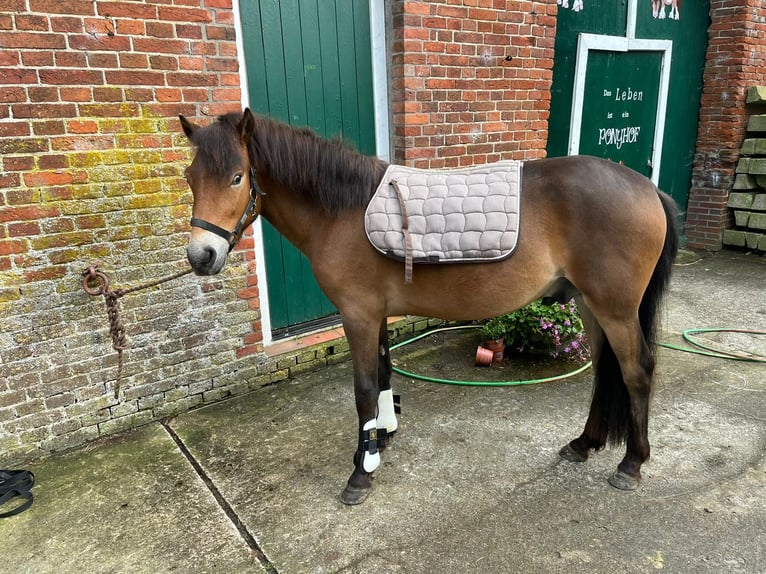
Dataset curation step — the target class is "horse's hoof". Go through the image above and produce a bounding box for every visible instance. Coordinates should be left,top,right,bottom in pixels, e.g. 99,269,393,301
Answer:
339,484,371,506
608,469,640,491
559,443,588,463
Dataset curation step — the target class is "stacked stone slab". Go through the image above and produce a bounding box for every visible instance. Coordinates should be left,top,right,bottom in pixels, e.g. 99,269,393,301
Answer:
725,87,766,251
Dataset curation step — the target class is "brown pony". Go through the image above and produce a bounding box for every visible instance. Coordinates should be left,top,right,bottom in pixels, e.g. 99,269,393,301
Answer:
180,109,678,505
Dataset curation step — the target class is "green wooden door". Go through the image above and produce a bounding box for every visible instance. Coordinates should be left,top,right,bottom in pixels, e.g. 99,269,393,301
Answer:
578,50,662,178
635,2,711,216
548,1,710,221
239,0,377,337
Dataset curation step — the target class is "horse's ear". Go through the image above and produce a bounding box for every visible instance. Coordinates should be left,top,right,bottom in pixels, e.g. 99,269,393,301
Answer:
238,108,255,144
179,115,197,140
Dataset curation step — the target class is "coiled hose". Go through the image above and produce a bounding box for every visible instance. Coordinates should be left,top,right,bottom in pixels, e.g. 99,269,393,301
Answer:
391,325,765,387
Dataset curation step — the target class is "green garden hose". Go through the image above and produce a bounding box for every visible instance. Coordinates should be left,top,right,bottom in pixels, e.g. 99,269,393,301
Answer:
390,325,592,387
391,325,765,388
659,328,766,363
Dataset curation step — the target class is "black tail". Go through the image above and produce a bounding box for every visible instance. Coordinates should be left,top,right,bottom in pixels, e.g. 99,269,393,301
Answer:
595,191,679,445
638,191,679,350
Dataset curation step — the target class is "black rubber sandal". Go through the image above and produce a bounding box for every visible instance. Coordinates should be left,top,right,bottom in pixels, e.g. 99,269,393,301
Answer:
0,470,35,518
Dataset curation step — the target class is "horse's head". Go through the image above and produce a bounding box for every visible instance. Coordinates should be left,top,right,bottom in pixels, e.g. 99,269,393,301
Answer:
179,108,262,275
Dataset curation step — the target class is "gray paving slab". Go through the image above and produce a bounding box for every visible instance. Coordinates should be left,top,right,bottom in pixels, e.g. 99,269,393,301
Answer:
0,424,261,573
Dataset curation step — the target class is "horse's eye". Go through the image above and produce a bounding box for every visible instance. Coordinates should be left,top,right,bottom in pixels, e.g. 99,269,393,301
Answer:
231,173,243,186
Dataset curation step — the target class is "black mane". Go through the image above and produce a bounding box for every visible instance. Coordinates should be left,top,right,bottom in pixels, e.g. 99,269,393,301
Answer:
199,112,388,216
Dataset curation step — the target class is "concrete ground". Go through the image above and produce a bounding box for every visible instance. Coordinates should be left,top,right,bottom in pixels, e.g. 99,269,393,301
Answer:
1,250,764,574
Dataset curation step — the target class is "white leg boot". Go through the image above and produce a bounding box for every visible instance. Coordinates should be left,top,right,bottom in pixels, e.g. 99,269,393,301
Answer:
361,419,380,473
377,388,398,435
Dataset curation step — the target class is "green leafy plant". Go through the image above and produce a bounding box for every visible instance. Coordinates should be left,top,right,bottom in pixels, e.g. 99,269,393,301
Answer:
480,299,590,362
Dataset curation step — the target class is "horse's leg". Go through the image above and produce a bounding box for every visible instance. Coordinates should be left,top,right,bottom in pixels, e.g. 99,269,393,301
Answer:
339,314,384,505
376,320,398,449
559,300,655,491
559,298,611,462
599,317,655,490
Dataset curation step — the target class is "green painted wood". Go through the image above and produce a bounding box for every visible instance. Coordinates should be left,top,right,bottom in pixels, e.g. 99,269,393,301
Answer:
238,1,269,114
336,3,361,146
262,221,289,332
548,1,710,220
279,2,308,125
258,0,289,122
547,4,628,159
239,0,375,335
636,0,710,217
317,0,343,134
298,0,326,134
353,0,376,156
577,50,661,178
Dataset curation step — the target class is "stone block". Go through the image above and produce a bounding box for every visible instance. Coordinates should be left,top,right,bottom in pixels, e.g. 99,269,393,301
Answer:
758,175,766,188
740,138,766,156
748,212,766,230
722,229,746,247
747,115,766,133
745,231,763,249
746,86,766,105
733,211,751,227
728,192,755,209
733,174,758,189
735,158,751,173
751,194,766,211
746,232,763,250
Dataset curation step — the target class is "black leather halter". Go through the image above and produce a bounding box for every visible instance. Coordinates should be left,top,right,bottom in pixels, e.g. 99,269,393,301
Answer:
190,167,266,253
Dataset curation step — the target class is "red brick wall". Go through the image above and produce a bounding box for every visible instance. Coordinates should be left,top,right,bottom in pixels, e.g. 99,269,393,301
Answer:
686,0,766,249
390,0,557,168
0,0,263,464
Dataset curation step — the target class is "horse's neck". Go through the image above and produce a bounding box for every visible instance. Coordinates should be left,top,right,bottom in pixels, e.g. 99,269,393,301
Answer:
259,181,329,257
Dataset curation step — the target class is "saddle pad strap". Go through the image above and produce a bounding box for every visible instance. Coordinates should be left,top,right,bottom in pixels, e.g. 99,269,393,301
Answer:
390,179,413,284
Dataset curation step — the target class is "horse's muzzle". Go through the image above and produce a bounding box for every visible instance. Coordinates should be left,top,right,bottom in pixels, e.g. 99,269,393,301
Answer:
187,235,229,276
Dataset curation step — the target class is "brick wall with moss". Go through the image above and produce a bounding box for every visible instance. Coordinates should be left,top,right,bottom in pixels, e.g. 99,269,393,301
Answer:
0,0,265,465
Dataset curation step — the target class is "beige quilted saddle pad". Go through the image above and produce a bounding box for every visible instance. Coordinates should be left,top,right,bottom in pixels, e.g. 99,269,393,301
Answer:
365,160,523,282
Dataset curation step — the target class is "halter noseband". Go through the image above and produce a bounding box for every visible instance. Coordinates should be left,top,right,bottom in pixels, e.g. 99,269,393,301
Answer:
189,167,266,253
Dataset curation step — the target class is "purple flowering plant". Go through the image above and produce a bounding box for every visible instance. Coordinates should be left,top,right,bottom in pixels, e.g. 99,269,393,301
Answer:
480,298,591,362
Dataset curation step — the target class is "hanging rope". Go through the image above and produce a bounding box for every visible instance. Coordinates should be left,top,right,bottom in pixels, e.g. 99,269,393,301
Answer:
82,266,192,398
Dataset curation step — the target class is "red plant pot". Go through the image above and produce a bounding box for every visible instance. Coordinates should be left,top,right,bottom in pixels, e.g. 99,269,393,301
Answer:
483,338,506,362
475,345,494,366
